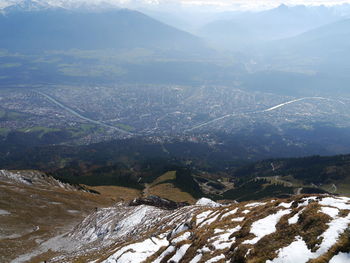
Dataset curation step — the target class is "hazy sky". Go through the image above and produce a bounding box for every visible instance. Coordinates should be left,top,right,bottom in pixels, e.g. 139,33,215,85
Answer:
2,0,350,11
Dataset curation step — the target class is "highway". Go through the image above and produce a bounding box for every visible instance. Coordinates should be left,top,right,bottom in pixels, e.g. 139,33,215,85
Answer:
35,91,134,135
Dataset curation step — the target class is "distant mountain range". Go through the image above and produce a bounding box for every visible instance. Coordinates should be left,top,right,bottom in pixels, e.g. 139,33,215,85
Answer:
199,4,350,50
242,17,350,95
0,2,205,53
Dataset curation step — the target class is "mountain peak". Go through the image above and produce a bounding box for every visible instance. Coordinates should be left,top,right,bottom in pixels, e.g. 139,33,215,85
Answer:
3,0,55,13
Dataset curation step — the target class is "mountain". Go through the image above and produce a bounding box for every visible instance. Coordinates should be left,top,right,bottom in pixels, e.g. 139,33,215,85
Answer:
0,5,205,53
230,154,350,197
243,18,350,95
2,170,350,263
0,2,218,86
277,18,350,56
200,4,349,50
1,0,53,12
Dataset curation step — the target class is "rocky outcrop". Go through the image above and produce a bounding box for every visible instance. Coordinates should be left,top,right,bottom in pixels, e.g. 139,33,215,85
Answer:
129,195,189,210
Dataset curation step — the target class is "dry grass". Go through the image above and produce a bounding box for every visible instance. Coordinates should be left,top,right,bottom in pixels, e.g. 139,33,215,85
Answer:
149,183,196,203
0,180,115,263
298,203,331,251
150,171,176,187
87,185,141,201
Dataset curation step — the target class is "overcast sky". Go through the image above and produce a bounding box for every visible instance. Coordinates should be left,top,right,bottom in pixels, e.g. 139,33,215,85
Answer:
2,0,350,11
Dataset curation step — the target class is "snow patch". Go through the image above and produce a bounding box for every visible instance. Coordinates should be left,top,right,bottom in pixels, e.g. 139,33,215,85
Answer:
189,253,202,263
245,202,265,208
320,207,339,218
206,254,225,263
329,252,350,263
202,212,220,227
196,198,221,207
267,236,313,263
232,217,245,222
243,209,291,244
153,246,175,263
316,213,350,255
278,202,293,208
168,243,191,263
288,209,304,225
172,232,191,244
319,197,350,210
0,209,10,215
196,210,213,225
221,208,238,219
103,237,168,263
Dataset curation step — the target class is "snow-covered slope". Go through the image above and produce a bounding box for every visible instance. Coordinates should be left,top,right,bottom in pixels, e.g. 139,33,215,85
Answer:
0,169,79,190
45,195,350,263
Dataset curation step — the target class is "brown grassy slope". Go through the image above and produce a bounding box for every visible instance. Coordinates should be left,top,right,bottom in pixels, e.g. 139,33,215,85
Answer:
0,179,115,263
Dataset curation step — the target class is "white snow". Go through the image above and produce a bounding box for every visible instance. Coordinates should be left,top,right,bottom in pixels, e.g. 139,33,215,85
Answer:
232,217,245,222
168,244,191,263
242,209,250,214
202,213,220,226
210,225,241,250
0,209,10,215
196,198,221,207
103,237,168,263
288,209,304,225
266,236,313,263
320,207,339,218
214,228,225,234
278,202,293,208
329,252,350,263
319,197,350,210
67,210,79,214
298,196,318,207
269,212,350,263
189,253,202,263
74,205,165,243
316,213,350,255
221,208,238,219
196,210,214,225
243,209,291,244
0,170,31,185
206,254,225,263
172,232,191,244
153,246,175,263
169,223,190,239
245,202,265,208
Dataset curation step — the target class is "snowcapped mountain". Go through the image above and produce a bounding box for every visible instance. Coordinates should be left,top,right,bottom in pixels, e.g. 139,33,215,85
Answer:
1,0,56,12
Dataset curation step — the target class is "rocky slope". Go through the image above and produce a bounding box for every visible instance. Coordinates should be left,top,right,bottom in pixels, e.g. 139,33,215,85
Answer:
49,196,350,262
2,170,350,262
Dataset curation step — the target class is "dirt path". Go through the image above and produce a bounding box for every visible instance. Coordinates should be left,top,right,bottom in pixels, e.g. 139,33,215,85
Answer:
142,183,150,197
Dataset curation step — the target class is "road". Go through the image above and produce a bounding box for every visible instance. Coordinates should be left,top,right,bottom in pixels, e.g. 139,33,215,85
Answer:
35,91,134,135
185,96,338,132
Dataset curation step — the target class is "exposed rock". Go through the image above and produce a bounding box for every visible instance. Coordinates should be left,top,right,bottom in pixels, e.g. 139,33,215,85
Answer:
129,195,189,210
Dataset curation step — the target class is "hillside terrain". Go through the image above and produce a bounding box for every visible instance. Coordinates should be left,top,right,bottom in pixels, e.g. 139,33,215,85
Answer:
3,135,350,202
0,169,116,262
2,170,350,262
